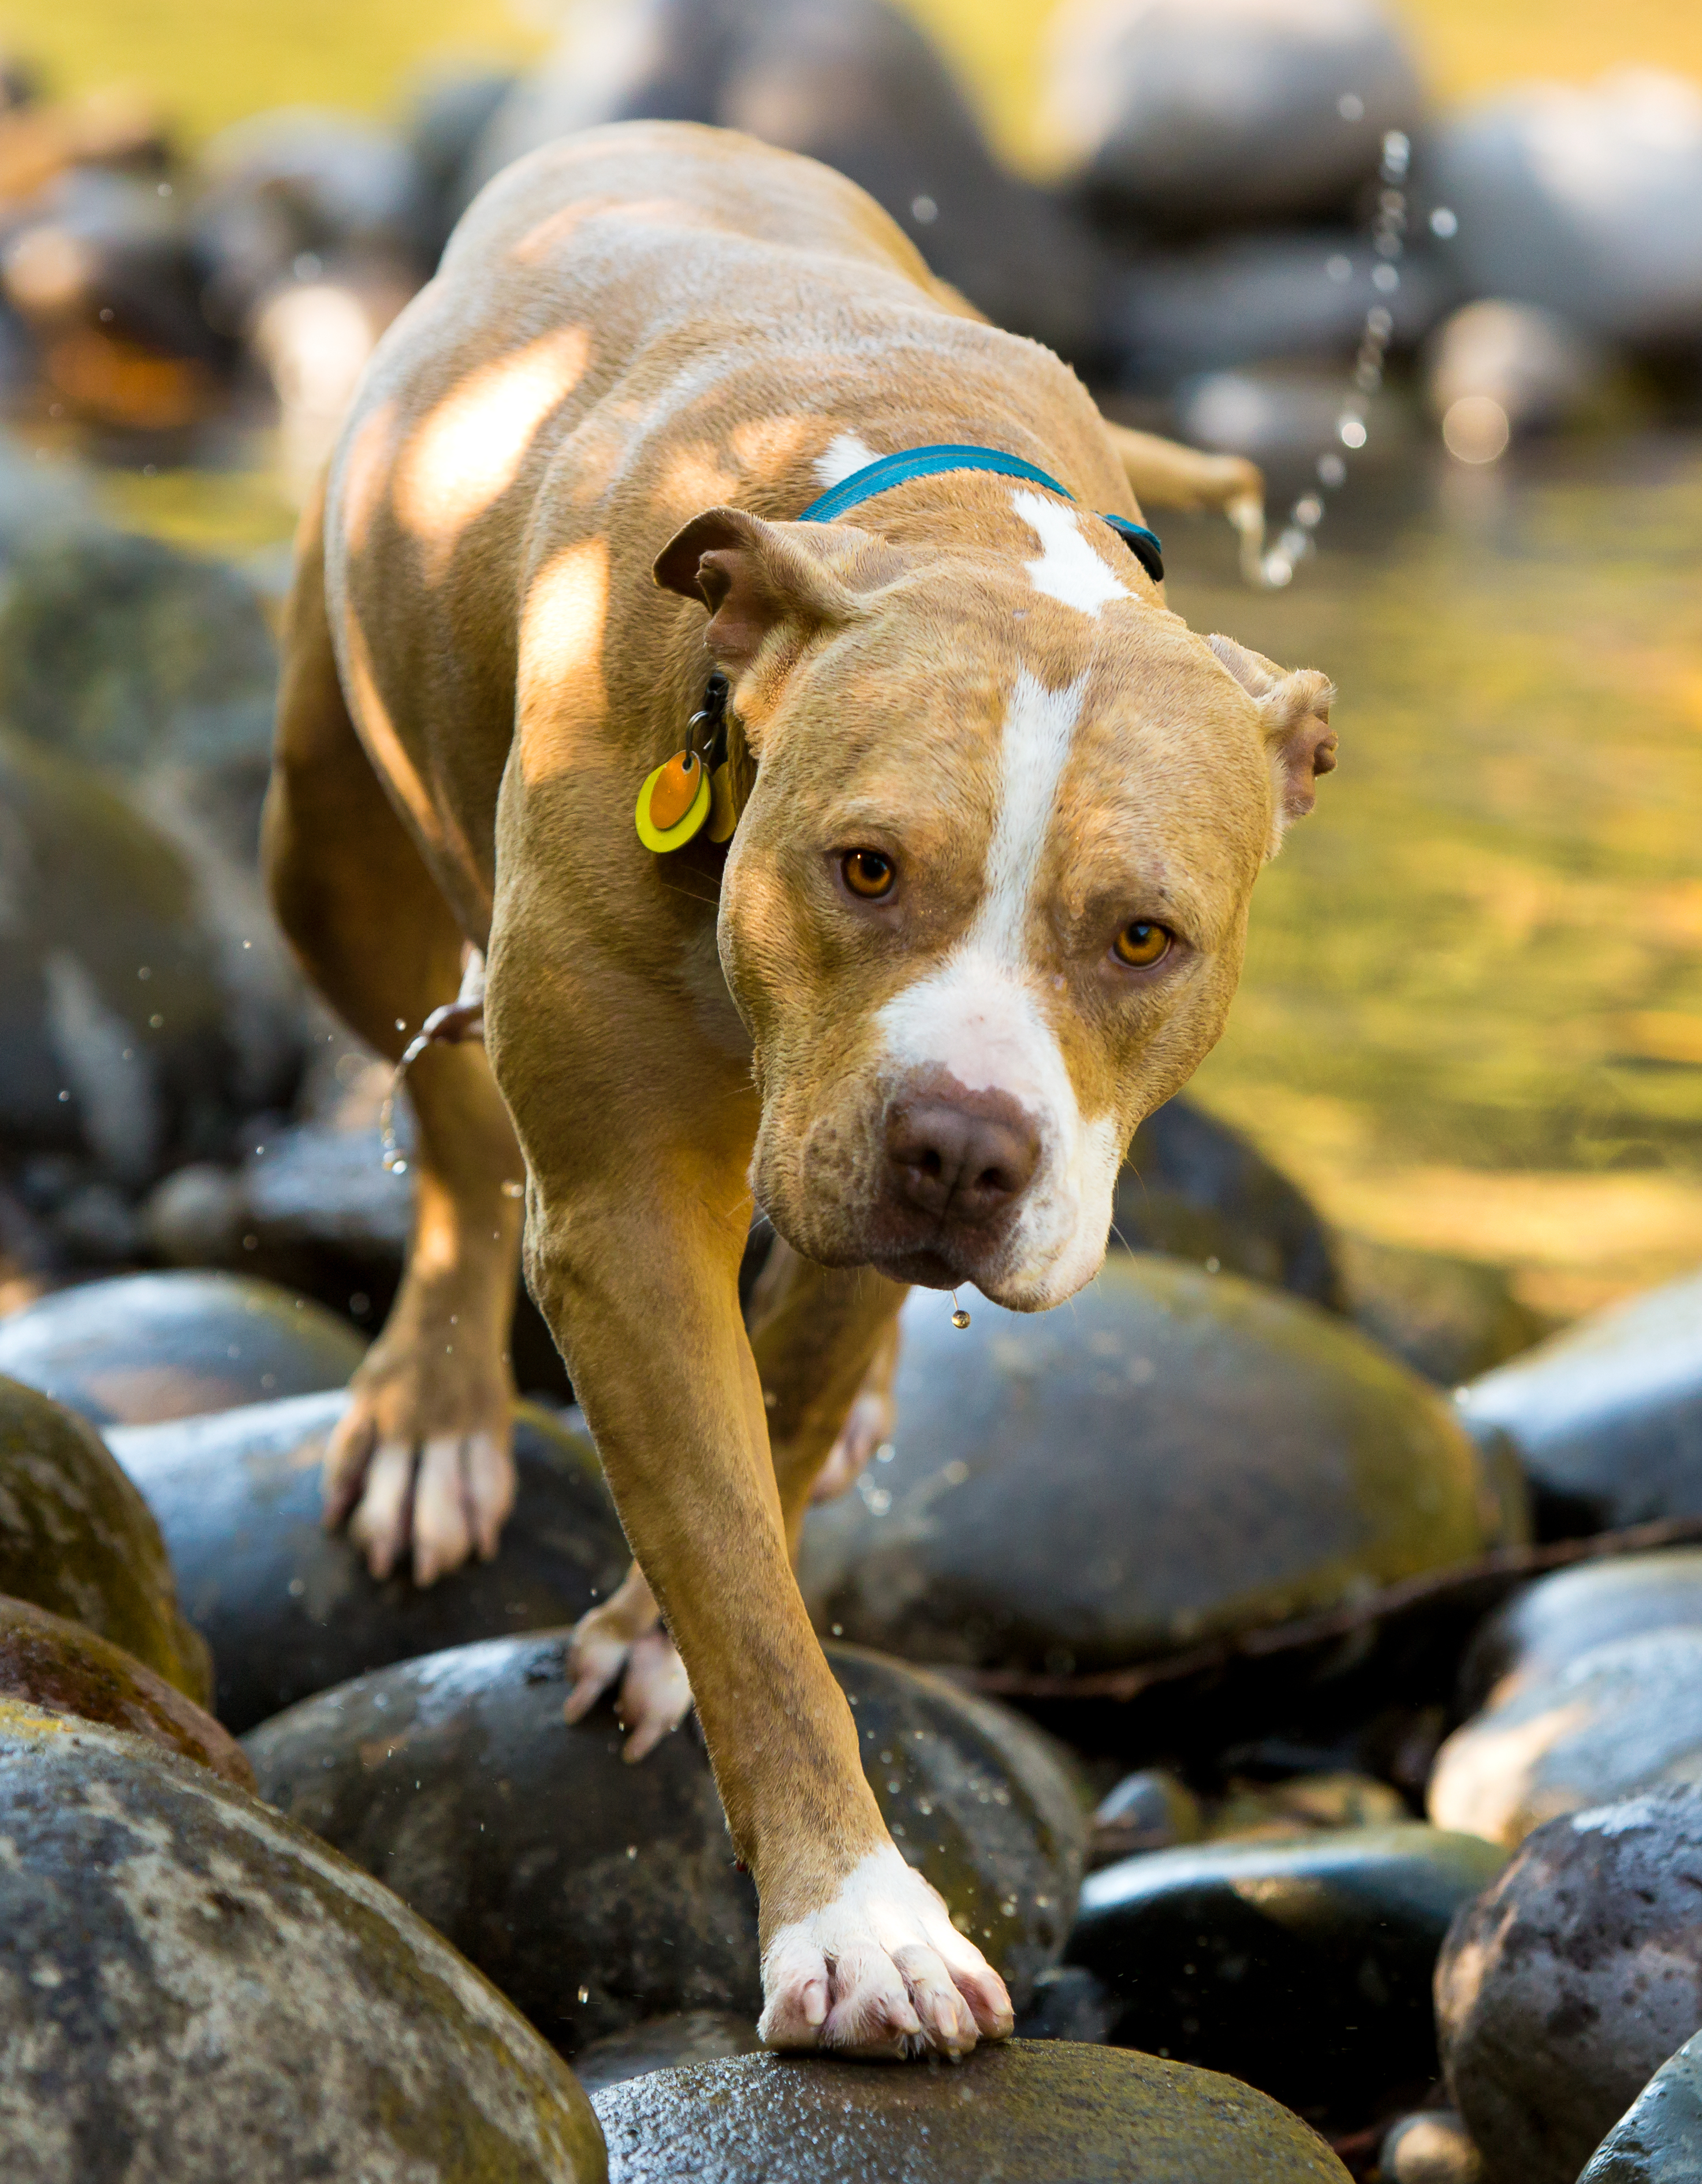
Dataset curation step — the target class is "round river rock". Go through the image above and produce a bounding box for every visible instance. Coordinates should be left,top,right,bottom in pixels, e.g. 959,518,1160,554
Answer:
0,1591,251,1787
1437,1783,1702,2184
110,1388,629,1731
0,1700,606,2183
1457,1549,1702,1715
1067,1823,1504,2126
591,2041,1350,2183
1429,1630,1702,1846
1579,2027,1702,2184
1457,1268,1702,1534
0,1370,209,1702
0,1269,365,1426
800,1257,1496,1676
245,1635,1086,2051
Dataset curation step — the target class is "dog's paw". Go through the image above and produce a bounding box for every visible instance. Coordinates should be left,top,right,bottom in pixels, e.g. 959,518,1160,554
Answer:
757,1844,1014,2059
323,1382,515,1587
563,1580,693,1760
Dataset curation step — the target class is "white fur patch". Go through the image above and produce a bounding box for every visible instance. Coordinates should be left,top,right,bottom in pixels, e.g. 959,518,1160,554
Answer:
1012,487,1131,616
815,431,879,490
874,667,1125,1302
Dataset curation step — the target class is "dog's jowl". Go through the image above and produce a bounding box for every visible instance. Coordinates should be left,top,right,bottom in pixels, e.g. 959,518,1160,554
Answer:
264,118,1335,2059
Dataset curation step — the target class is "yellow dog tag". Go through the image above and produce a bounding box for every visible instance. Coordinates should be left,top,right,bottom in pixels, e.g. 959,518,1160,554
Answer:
636,750,712,853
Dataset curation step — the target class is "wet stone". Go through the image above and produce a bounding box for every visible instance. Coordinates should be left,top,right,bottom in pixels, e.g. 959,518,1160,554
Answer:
0,1701,605,2184
590,2042,1351,2183
1067,1824,1506,2126
1112,1094,1343,1310
244,1637,1086,2051
1579,2028,1702,2184
0,1371,210,1702
1380,2109,1484,2184
1457,1269,1702,1535
799,1257,1496,1677
572,2013,765,2097
1047,0,1423,232
110,1389,628,1732
1430,1631,1702,1847
1090,1765,1205,1865
1436,1783,1702,2184
0,1591,252,1788
0,1270,366,1428
1458,1550,1702,1716
1336,1236,1551,1390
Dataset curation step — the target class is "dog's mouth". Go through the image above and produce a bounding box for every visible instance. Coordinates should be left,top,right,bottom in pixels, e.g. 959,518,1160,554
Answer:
869,1243,967,1291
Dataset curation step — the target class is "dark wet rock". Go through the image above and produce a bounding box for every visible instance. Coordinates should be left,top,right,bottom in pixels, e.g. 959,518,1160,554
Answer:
1107,229,1448,389
0,1270,364,1427
1428,1631,1702,1847
591,2042,1351,2182
799,1257,1497,1678
0,1371,209,1701
245,1637,1086,2049
1436,1783,1702,2184
1012,1963,1119,2045
1579,2028,1702,2184
191,106,431,335
467,0,1107,367
1458,1550,1702,1716
572,2013,764,2097
1068,1824,1505,2125
0,732,294,1186
111,1388,628,1731
404,63,521,255
1113,1094,1342,1310
1090,1765,1204,1865
1424,72,1702,346
0,1701,606,2183
1380,2108,1484,2184
1048,0,1423,233
0,1590,252,1787
1206,1768,1409,1843
1336,1237,1550,1390
1457,1268,1702,1537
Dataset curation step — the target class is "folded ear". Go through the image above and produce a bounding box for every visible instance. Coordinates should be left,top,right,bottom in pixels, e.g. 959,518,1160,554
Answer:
1207,633,1338,854
654,506,873,679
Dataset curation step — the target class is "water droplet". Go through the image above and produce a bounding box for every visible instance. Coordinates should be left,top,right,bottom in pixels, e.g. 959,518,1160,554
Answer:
1371,262,1400,294
951,1308,971,1329
910,194,937,225
1317,453,1347,487
1337,92,1365,121
1429,205,1458,238
1339,417,1369,450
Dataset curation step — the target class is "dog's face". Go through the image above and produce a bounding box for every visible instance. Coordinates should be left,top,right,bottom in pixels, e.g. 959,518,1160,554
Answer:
656,495,1335,1312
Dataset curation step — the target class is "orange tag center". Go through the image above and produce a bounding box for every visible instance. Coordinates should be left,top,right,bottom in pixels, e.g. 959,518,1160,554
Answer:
648,750,702,830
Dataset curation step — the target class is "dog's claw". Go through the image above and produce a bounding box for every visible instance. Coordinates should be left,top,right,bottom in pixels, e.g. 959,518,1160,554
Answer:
564,1584,694,1755
326,1397,516,1588
758,1844,1012,2060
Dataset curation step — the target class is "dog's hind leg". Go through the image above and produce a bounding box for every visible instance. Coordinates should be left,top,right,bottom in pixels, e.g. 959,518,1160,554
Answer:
1100,418,1267,579
263,484,525,1585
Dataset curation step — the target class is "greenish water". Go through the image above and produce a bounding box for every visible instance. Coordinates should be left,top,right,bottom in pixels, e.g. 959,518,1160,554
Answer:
1164,435,1702,1184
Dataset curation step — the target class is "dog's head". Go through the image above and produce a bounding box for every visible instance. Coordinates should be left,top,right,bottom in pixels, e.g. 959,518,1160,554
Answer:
656,489,1335,1311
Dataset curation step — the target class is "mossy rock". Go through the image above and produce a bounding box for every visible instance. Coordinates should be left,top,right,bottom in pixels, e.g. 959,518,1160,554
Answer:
0,1270,365,1427
1068,1823,1506,2126
0,1591,251,1788
800,1257,1496,1676
245,1637,1086,2052
1337,1235,1550,1388
0,1700,605,2183
0,1372,210,1703
111,1389,630,1731
590,2042,1350,2182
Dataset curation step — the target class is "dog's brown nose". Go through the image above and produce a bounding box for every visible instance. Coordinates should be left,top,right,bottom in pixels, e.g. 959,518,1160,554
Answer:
884,1094,1040,1228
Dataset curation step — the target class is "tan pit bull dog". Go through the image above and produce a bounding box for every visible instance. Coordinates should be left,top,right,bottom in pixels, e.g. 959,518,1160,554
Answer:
265,118,1335,2060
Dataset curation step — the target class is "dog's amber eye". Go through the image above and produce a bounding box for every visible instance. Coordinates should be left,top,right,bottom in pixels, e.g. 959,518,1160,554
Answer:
1113,919,1172,968
842,849,895,900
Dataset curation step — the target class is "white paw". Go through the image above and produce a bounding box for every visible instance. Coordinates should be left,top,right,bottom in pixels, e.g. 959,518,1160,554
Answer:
757,1845,1014,2059
326,1406,514,1587
563,1582,693,1760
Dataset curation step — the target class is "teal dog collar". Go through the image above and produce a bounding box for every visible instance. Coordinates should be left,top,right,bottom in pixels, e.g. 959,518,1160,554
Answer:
796,442,1164,584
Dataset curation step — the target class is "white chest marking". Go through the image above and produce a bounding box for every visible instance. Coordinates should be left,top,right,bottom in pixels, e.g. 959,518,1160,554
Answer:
1012,487,1131,617
815,431,880,490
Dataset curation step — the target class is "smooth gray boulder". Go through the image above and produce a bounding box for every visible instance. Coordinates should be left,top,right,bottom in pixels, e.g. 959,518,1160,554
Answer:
246,1635,1086,2051
800,1256,1497,1677
1580,2029,1702,2183
1437,1784,1702,2184
1458,1550,1702,1715
0,1700,607,2183
591,2043,1351,2182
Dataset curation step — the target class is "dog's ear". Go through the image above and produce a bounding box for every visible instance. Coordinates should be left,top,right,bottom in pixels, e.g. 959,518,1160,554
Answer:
1207,633,1337,854
654,507,867,677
